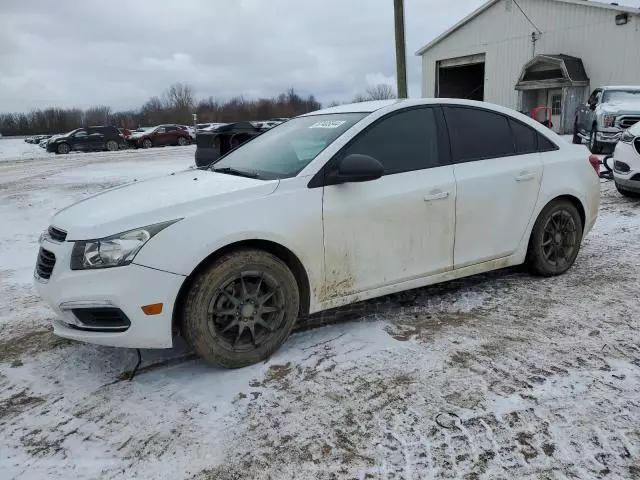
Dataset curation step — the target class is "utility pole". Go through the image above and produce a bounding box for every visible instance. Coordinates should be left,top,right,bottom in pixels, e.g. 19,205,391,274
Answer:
394,0,408,98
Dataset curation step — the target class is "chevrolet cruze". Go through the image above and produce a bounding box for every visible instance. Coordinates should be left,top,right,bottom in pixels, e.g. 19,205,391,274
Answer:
35,99,600,368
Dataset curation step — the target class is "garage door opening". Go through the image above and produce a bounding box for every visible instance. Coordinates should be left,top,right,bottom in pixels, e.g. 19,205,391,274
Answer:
436,54,485,101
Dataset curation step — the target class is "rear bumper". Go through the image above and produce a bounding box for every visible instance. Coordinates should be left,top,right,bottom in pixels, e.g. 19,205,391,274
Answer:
34,239,185,348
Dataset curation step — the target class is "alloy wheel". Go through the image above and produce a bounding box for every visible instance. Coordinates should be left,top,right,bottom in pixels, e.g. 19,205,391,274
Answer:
541,210,578,268
207,271,285,351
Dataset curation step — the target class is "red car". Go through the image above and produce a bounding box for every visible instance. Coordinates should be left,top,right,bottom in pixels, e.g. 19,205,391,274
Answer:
127,124,192,149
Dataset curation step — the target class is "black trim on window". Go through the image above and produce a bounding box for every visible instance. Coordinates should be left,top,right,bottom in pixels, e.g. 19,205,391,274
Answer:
443,105,559,164
307,105,451,189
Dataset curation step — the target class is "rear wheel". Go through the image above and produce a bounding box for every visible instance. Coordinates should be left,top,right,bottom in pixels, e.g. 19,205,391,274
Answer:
56,143,70,154
105,140,119,151
177,136,189,146
615,182,640,198
182,249,300,368
142,138,153,149
526,200,583,277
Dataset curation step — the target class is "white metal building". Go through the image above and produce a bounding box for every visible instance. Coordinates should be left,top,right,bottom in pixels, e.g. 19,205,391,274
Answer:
417,0,640,133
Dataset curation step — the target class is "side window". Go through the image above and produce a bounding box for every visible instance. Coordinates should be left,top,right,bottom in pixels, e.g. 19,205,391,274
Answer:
588,89,602,105
166,126,178,132
536,134,557,152
156,127,166,134
74,129,88,137
509,119,537,154
444,107,515,162
339,108,442,175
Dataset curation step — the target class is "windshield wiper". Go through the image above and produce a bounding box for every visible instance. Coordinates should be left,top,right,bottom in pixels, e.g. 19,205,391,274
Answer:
211,167,261,179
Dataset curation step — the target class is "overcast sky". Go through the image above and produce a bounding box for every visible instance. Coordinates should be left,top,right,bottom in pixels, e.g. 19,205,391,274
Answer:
0,0,638,113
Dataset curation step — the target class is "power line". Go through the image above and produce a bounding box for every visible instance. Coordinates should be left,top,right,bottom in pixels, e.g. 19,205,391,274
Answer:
512,0,543,34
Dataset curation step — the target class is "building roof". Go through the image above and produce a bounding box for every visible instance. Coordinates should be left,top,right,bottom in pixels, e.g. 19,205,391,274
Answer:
415,0,640,56
540,54,589,82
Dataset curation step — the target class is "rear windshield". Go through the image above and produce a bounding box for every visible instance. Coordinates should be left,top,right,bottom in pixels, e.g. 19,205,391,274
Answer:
210,113,367,179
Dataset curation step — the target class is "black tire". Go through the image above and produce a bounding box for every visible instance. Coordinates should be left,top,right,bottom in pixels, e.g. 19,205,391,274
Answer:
56,143,70,154
177,136,189,146
526,199,583,277
142,138,153,149
615,182,640,198
182,249,300,368
572,121,582,144
105,140,119,151
589,125,603,154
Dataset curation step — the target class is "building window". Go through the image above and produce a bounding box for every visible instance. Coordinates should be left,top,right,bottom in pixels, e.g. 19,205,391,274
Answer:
551,94,562,115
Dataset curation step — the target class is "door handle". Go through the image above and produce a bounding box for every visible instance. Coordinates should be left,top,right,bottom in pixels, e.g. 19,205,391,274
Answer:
423,191,449,202
515,171,536,182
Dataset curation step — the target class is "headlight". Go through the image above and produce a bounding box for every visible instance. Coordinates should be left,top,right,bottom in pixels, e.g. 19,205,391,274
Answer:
602,115,616,128
70,220,179,270
620,129,635,144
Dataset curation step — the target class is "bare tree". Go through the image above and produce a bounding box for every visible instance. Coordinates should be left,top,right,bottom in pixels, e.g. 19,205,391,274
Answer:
365,83,397,100
163,83,195,111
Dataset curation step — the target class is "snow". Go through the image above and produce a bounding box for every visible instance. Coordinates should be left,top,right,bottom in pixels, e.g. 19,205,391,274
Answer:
1,137,640,479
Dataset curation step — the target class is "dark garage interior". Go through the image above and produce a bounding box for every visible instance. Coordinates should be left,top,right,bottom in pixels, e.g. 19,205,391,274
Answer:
437,62,485,100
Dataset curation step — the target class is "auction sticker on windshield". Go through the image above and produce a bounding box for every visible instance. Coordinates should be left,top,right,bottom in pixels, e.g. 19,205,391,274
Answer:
308,120,347,129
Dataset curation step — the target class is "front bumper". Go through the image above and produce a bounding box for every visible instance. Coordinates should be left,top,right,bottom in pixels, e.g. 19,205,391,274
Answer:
612,140,640,192
596,130,622,144
34,238,185,349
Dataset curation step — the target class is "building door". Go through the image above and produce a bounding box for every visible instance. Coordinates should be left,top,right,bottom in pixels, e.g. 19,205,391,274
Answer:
547,89,562,133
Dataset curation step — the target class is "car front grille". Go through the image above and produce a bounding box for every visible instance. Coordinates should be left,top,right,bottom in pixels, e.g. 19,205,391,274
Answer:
48,226,67,242
635,138,640,156
36,248,56,280
70,308,131,332
619,116,640,130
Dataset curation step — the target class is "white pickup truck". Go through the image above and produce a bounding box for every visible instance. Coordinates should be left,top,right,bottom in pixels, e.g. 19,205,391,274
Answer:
573,86,640,154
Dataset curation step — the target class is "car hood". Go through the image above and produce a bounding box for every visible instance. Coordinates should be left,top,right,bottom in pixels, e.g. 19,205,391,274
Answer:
598,101,640,115
51,170,279,240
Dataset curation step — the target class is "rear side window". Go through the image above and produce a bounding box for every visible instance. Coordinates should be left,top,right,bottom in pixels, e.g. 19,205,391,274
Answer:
166,126,178,132
339,107,442,175
444,107,516,162
537,134,557,152
509,119,537,154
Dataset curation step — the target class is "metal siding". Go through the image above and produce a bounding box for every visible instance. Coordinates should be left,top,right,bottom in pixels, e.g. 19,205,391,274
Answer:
420,0,640,108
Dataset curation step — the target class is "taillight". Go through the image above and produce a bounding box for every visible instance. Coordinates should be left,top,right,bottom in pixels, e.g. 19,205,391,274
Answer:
588,154,601,174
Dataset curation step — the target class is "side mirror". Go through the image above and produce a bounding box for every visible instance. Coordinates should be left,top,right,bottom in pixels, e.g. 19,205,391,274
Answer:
327,154,384,185
589,103,597,111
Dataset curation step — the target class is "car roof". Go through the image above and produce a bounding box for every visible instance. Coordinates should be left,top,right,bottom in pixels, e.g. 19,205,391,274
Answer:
602,86,640,91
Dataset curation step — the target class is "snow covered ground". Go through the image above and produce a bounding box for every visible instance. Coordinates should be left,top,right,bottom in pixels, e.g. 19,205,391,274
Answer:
1,138,639,479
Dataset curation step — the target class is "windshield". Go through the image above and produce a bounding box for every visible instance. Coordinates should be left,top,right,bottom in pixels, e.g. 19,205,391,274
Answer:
210,113,367,179
603,90,640,103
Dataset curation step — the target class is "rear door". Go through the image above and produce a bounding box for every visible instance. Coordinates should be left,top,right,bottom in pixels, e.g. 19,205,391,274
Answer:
87,127,106,150
320,106,456,296
443,106,544,268
165,125,180,145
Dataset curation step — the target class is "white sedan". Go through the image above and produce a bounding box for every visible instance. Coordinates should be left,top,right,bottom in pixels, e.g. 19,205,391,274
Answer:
34,99,600,368
610,122,640,197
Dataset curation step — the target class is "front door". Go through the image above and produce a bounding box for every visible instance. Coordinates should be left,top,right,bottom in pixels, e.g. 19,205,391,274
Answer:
547,89,563,133
321,107,455,297
443,106,543,268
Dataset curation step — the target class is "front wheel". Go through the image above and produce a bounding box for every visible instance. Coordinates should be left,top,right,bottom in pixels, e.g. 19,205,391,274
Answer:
182,249,300,368
142,138,153,149
56,143,70,154
526,200,583,277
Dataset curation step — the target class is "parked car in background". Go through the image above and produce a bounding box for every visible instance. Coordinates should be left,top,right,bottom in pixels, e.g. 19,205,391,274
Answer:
118,128,131,138
179,125,196,140
46,126,125,154
36,99,599,368
574,86,640,153
127,124,191,149
608,122,640,197
195,121,267,167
